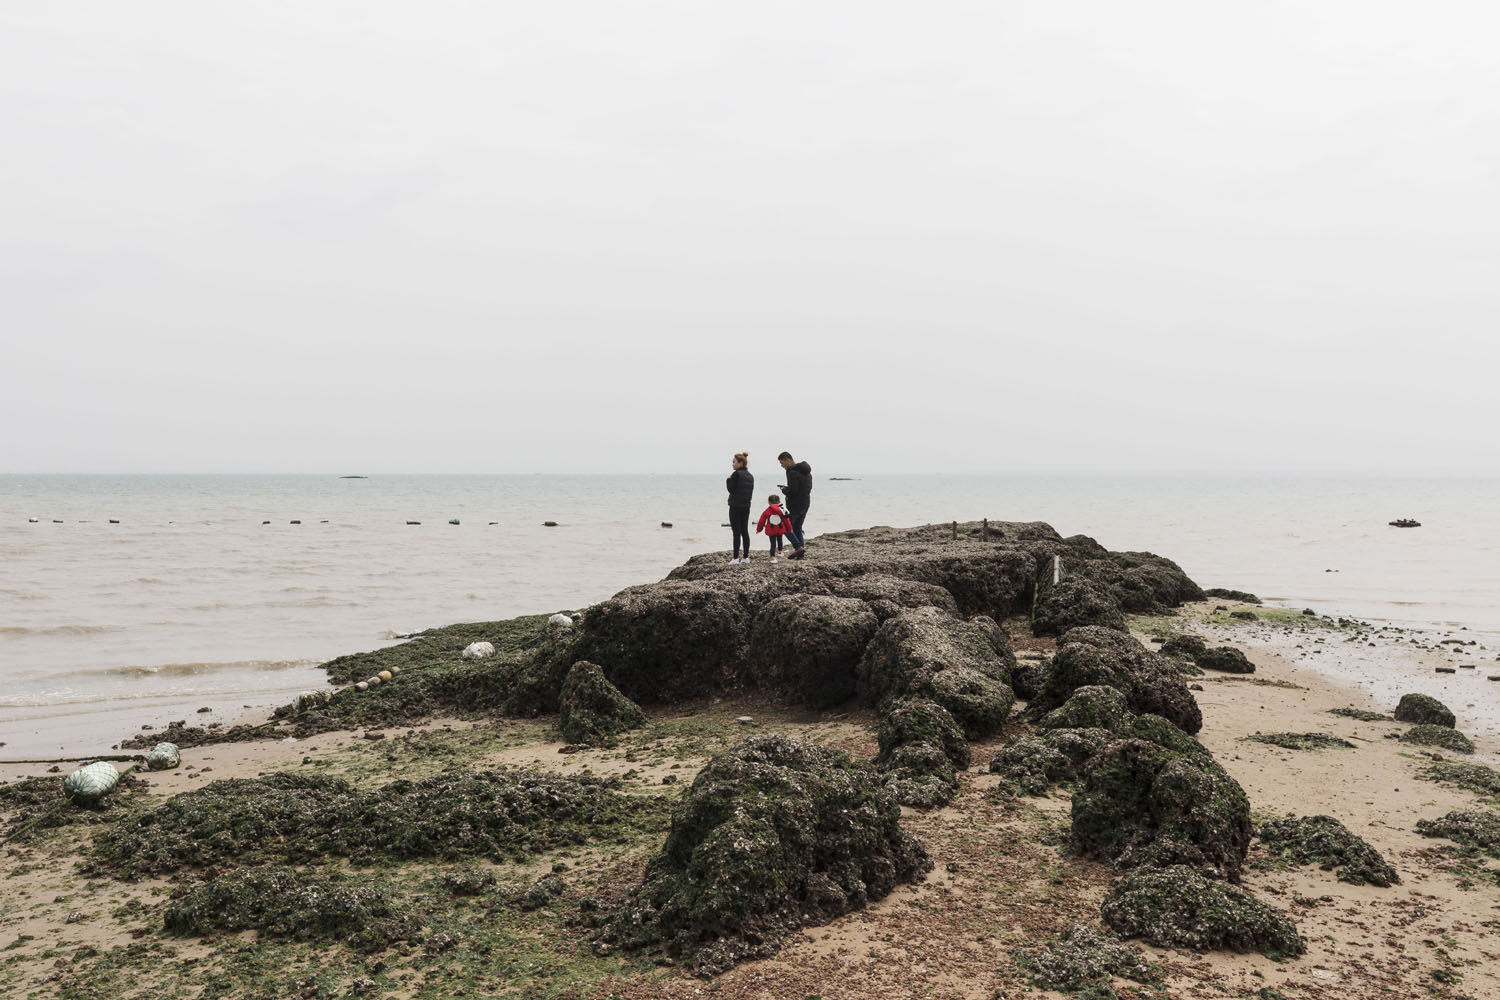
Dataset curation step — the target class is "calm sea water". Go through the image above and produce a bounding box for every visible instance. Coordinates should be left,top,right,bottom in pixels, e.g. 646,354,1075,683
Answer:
3,474,1498,754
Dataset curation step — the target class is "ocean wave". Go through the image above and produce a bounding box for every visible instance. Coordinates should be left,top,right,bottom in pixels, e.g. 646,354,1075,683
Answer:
0,623,122,637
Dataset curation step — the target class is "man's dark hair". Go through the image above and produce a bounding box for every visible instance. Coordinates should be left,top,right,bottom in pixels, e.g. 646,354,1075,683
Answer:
777,451,793,461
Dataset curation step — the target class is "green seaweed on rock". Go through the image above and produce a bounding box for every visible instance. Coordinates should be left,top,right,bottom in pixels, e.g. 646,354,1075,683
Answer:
1256,815,1398,886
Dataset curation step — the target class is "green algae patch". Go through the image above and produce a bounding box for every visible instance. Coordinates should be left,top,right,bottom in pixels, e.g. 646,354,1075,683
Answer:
558,661,646,746
1394,693,1456,728
595,734,931,976
163,866,417,949
1027,923,1162,994
1072,736,1251,881
1419,758,1500,802
1244,732,1356,752
1101,865,1303,958
320,615,558,686
1257,815,1399,886
1328,707,1390,722
1399,725,1474,754
1416,810,1500,858
92,768,665,878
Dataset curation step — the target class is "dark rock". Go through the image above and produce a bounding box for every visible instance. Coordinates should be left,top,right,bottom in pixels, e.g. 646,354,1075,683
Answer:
1228,610,1257,621
750,595,879,708
825,575,958,618
1399,725,1474,754
857,607,1014,738
1033,627,1203,735
1101,866,1303,957
559,661,647,746
989,728,1114,796
1072,736,1250,881
1031,579,1127,636
596,735,931,975
1197,647,1254,674
875,698,969,808
1257,815,1398,886
1394,693,1456,728
877,742,959,808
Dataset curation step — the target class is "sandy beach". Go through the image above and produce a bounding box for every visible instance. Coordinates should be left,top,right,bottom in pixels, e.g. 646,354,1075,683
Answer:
3,580,1498,999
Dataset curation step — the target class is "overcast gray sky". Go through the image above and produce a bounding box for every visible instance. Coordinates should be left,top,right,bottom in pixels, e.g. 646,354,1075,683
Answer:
2,2,1497,474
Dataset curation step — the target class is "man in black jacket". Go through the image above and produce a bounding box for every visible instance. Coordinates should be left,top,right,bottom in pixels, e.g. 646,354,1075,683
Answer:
777,451,812,559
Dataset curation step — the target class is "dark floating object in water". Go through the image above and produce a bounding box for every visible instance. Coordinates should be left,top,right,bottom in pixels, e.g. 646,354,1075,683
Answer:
488,521,498,525
28,517,39,523
339,475,368,479
405,521,421,526
109,519,120,524
660,522,673,528
262,520,270,525
449,518,460,525
543,521,559,527
1389,518,1421,528
52,519,63,523
829,477,856,481
320,520,329,523
289,520,301,525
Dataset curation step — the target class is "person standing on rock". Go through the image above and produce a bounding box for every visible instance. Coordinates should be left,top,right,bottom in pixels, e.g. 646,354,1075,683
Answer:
726,452,754,564
777,451,812,559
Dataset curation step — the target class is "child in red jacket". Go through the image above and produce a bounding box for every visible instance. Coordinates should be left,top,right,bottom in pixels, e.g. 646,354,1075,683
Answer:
756,494,794,562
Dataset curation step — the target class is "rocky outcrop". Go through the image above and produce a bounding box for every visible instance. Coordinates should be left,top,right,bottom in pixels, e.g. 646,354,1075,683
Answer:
558,661,647,745
1394,693,1455,728
750,595,879,708
1033,627,1203,735
595,735,931,975
858,608,1015,738
1037,685,1133,733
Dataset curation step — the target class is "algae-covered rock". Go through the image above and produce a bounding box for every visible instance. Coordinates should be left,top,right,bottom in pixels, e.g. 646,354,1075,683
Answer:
857,607,1015,738
1029,923,1161,993
558,661,647,745
989,728,1114,796
1101,865,1303,957
596,735,931,975
1037,685,1132,733
1072,737,1251,881
1415,810,1500,858
1394,693,1456,728
1031,579,1128,637
875,698,969,808
876,698,970,770
1159,634,1208,660
878,742,960,809
1399,724,1474,754
1034,627,1203,735
1197,647,1255,674
1257,815,1399,886
1008,656,1049,702
1419,758,1500,798
163,866,416,950
1203,588,1261,604
94,768,652,878
750,595,879,708
573,580,756,703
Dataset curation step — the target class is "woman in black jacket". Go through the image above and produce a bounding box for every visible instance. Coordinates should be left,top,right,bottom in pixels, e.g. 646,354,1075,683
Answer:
726,452,754,563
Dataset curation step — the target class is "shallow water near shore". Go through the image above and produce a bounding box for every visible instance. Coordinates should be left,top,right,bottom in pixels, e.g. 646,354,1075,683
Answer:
2,473,1498,756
